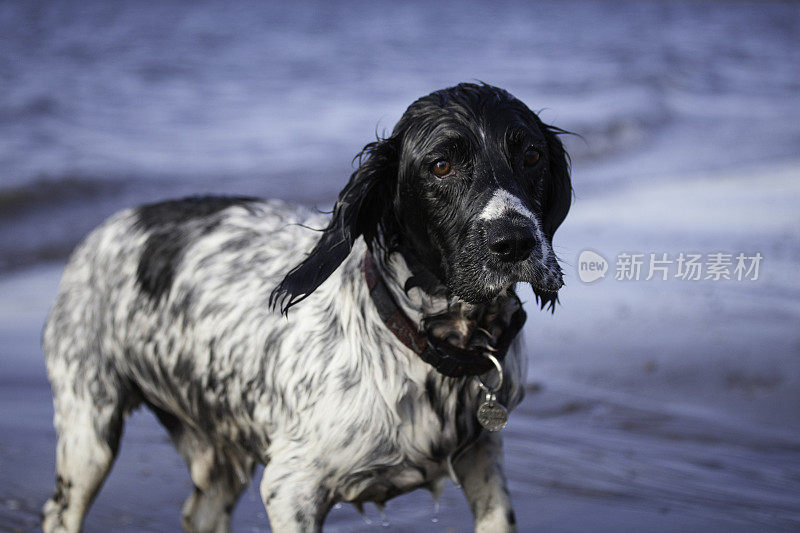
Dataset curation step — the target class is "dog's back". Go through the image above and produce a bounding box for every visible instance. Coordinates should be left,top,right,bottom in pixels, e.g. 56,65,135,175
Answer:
45,197,322,424
42,197,328,531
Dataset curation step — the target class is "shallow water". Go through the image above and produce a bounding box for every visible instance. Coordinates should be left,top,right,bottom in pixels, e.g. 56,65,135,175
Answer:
1,0,799,270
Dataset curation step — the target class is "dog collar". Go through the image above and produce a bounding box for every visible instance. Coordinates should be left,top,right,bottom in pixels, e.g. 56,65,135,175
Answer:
363,251,526,378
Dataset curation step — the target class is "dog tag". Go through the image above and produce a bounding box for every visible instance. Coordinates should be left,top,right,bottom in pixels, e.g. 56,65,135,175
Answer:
477,393,508,431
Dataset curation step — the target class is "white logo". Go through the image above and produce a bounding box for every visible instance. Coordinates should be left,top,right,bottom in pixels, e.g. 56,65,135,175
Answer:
578,250,608,283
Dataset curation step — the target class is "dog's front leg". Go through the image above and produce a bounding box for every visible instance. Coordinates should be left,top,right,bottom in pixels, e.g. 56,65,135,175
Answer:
453,431,517,533
259,457,331,533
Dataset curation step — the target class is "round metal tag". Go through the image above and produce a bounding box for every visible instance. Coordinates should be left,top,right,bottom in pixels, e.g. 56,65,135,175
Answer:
477,401,509,431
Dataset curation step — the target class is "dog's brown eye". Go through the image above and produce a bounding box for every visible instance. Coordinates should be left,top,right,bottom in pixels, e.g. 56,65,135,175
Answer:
523,146,540,167
432,159,452,177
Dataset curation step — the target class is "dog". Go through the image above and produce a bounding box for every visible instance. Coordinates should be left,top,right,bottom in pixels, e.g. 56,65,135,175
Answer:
42,82,571,532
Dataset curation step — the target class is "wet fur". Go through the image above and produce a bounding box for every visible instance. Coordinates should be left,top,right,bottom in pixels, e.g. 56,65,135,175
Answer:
42,83,571,532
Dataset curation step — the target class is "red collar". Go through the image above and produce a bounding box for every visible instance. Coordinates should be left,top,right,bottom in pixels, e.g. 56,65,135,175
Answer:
363,251,526,377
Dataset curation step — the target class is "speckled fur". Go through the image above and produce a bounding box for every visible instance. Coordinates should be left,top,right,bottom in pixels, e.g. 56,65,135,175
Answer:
42,83,570,533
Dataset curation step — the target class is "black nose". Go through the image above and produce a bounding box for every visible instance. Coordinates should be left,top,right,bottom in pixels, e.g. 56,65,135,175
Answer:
487,221,537,262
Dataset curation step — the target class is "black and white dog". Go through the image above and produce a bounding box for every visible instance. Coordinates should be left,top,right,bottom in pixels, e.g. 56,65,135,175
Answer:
42,83,571,532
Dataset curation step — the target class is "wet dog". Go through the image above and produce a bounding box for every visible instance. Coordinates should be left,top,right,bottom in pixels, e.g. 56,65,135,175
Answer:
42,82,571,532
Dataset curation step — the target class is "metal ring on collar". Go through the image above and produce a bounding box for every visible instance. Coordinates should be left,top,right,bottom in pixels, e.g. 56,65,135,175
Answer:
476,352,503,394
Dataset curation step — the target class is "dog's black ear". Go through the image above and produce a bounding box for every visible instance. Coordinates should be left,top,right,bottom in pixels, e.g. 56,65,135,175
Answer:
540,122,572,239
270,138,398,314
534,121,572,313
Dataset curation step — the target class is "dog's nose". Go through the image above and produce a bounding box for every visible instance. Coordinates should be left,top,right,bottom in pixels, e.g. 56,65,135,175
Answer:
487,221,536,262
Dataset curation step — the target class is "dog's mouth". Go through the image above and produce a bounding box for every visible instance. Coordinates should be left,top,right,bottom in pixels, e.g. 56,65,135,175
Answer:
447,251,563,304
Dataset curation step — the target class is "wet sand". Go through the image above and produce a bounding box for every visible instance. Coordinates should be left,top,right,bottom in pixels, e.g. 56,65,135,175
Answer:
2,381,798,532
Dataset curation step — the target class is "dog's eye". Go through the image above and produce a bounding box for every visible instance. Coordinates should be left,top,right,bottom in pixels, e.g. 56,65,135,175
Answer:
523,146,540,167
431,159,452,177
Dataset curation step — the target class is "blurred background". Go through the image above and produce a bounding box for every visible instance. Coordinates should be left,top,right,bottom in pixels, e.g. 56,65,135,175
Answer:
1,1,798,531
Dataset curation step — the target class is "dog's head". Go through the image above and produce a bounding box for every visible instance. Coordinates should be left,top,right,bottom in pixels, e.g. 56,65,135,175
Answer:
272,83,571,313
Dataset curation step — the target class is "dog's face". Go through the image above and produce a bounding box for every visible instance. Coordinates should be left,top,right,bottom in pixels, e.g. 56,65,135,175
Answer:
390,86,568,304
272,83,571,313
